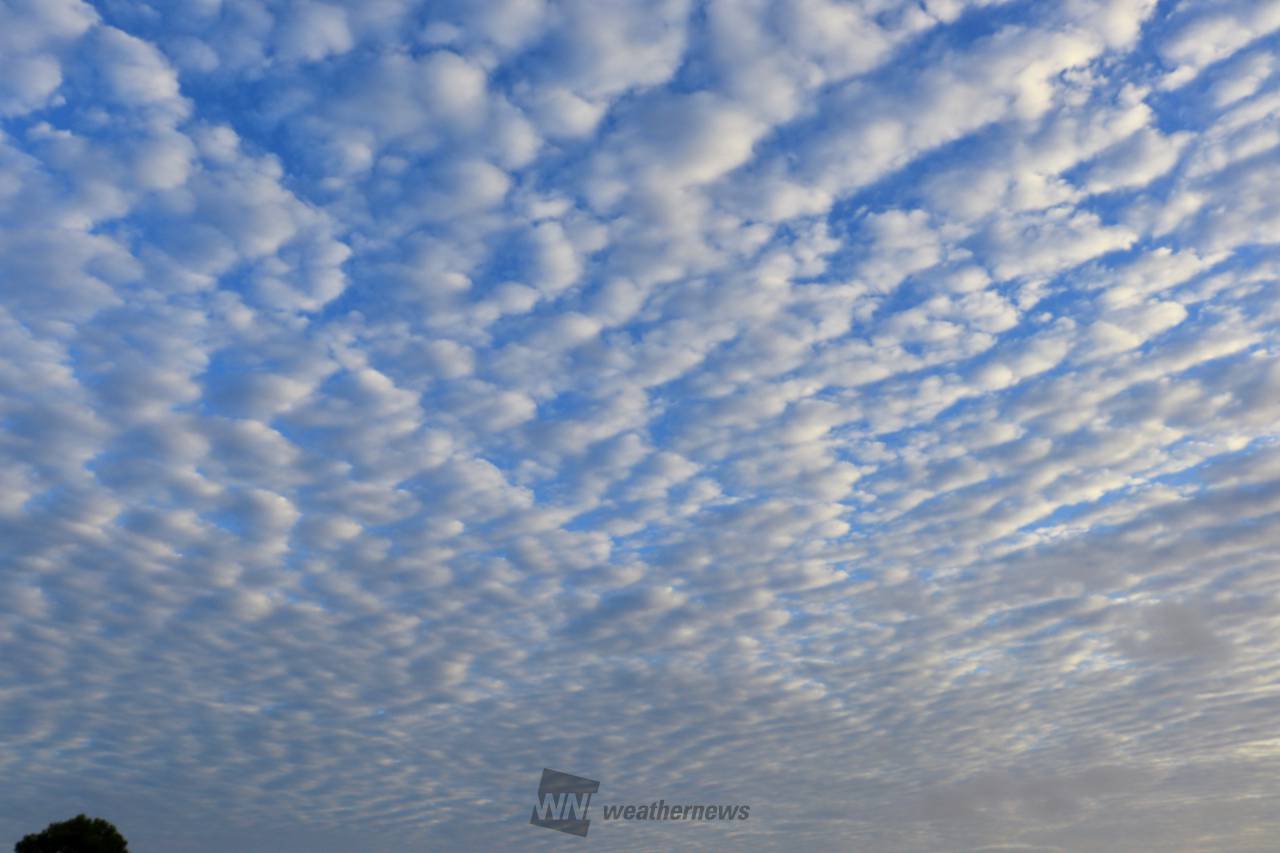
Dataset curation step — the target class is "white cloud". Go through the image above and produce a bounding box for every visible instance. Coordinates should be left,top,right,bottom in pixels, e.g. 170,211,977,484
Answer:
275,3,355,63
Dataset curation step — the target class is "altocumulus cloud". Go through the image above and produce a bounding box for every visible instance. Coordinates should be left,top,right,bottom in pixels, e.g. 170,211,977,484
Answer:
1,1,1279,851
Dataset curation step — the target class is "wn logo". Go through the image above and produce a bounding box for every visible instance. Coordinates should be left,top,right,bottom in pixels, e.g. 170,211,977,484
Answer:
530,768,600,837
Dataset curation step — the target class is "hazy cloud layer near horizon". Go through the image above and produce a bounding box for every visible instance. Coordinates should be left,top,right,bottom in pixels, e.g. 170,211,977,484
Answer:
2,1,1279,850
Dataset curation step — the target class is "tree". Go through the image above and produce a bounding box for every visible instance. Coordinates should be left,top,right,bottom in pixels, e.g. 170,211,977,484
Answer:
14,815,128,853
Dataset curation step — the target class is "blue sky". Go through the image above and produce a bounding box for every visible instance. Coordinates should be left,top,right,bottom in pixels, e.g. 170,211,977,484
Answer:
2,1,1280,850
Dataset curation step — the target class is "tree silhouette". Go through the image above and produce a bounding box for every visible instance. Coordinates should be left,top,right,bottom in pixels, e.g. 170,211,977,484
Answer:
14,815,128,853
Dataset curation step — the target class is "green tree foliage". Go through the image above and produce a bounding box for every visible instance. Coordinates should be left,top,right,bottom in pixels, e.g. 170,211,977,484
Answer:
14,814,128,853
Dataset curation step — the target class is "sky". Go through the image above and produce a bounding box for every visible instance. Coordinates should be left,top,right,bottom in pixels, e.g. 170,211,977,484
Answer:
1,0,1279,850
